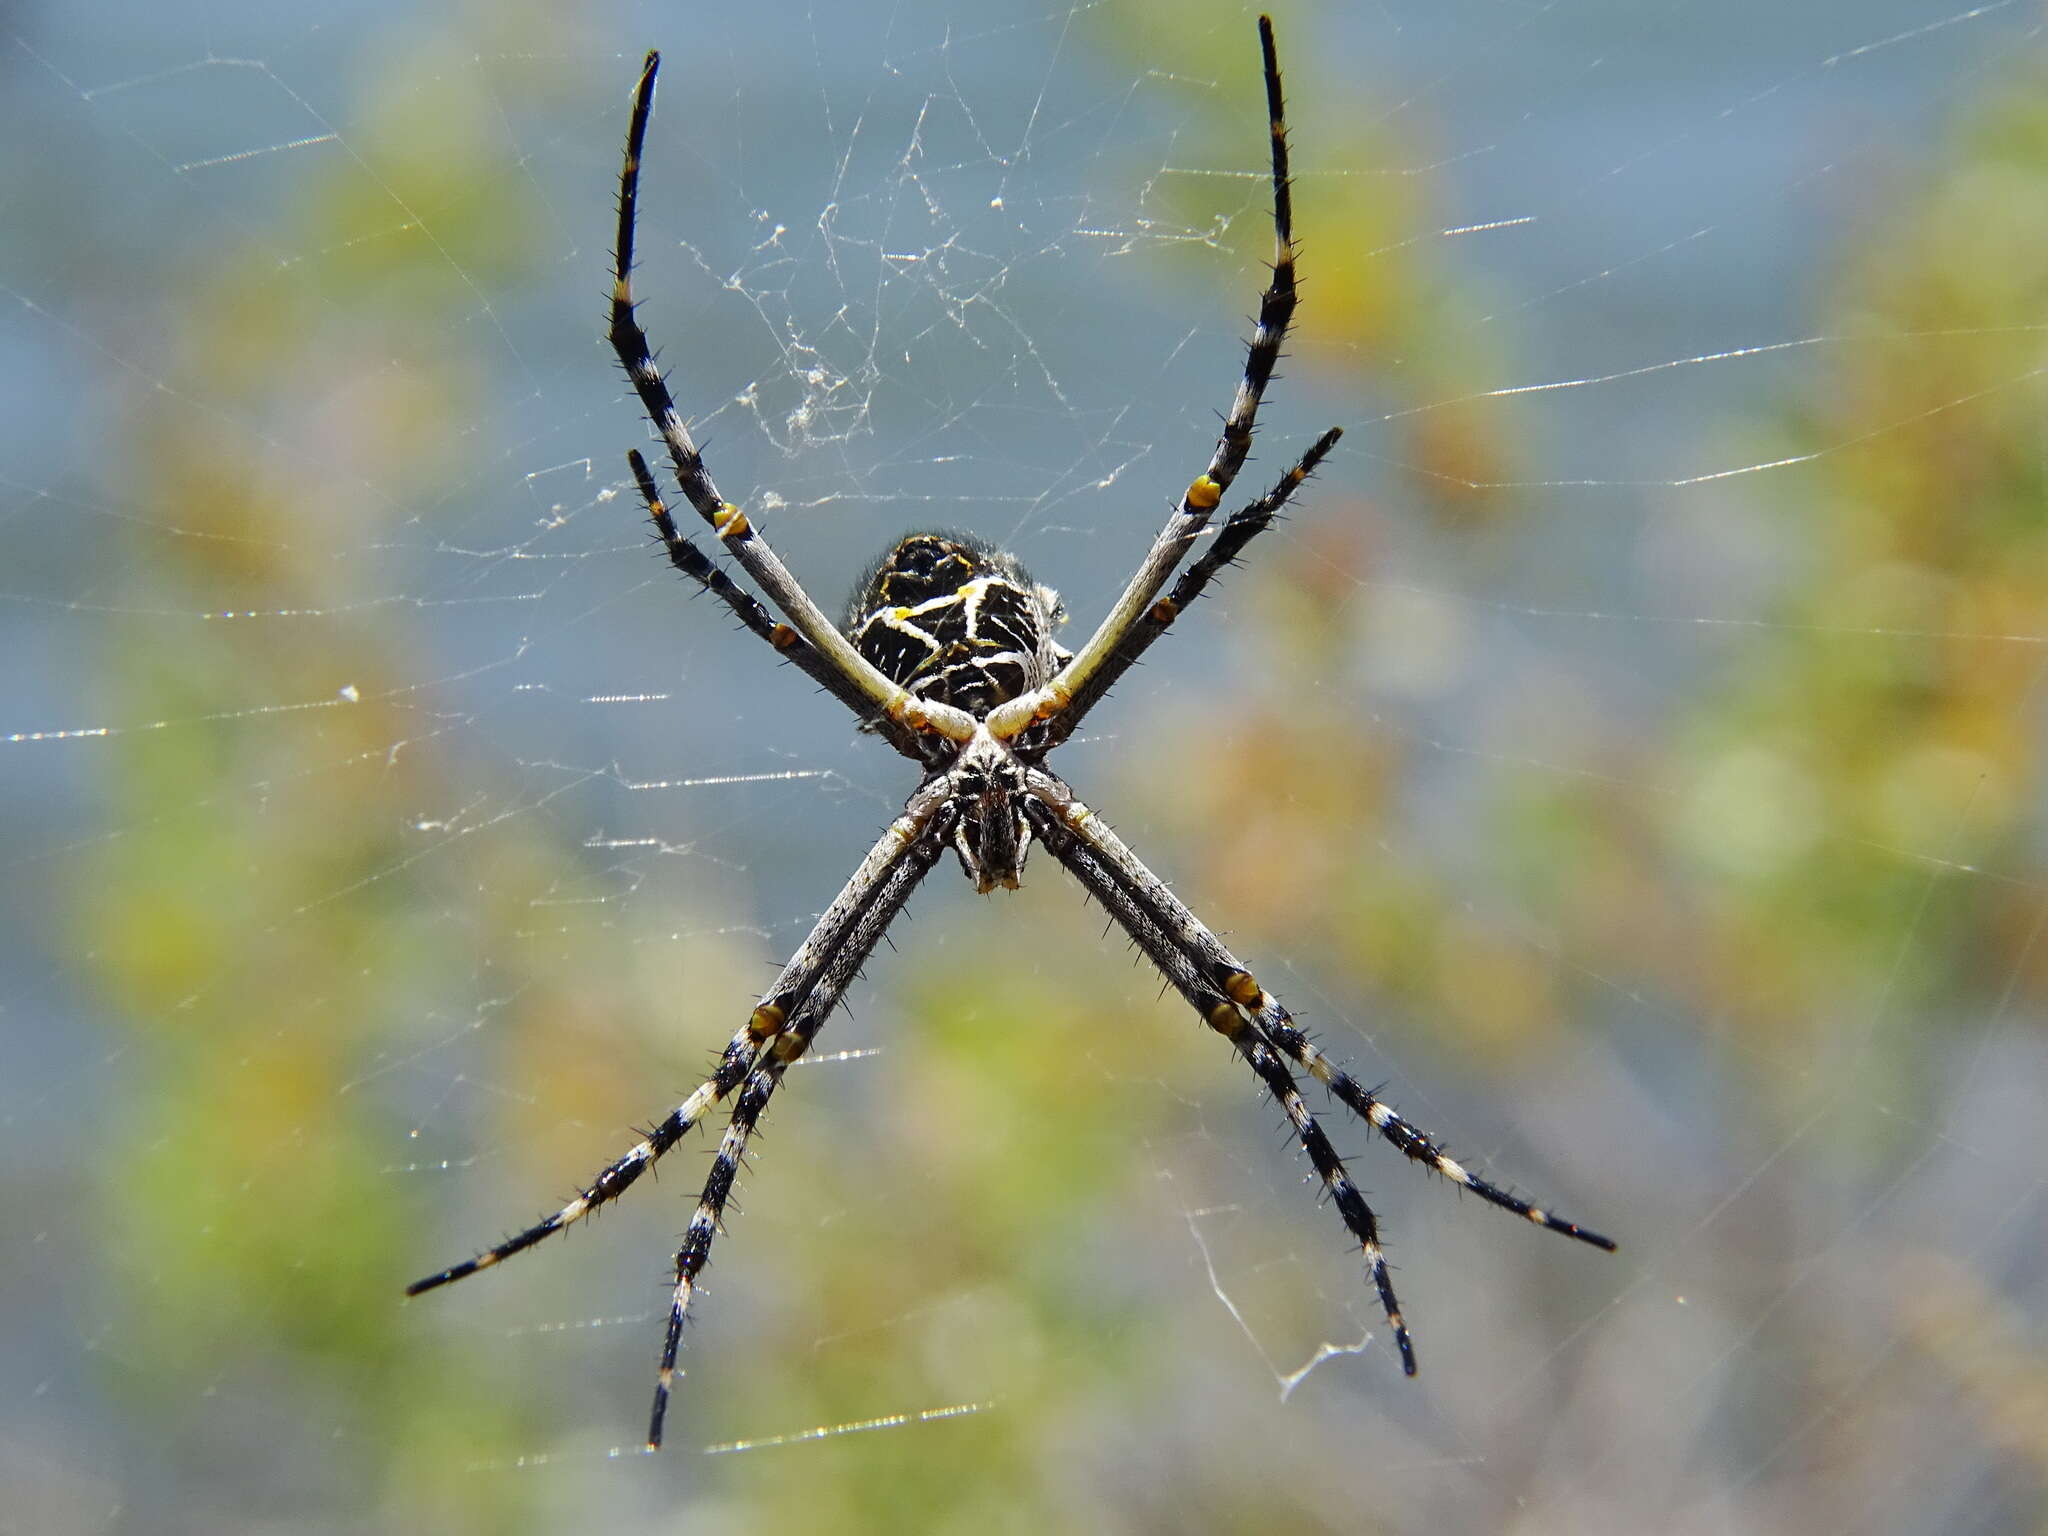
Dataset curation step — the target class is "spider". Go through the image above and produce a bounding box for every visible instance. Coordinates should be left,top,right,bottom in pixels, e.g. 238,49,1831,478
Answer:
408,17,1615,1451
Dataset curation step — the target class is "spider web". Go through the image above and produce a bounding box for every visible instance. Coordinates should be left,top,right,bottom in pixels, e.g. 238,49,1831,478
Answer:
4,0,2046,1530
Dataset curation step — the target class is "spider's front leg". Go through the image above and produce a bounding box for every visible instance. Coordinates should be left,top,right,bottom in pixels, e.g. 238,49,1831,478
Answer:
1023,770,1614,1376
646,804,954,1449
405,776,952,1329
1025,791,1416,1372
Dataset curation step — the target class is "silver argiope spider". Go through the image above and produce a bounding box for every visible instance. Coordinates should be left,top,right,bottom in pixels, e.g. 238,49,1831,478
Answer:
408,17,1615,1451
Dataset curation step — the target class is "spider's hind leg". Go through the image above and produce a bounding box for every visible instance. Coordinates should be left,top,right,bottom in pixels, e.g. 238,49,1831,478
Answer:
986,16,1309,744
609,53,976,746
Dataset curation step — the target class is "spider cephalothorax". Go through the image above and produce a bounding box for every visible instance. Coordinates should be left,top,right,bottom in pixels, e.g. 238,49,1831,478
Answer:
935,728,1034,892
409,17,1614,1452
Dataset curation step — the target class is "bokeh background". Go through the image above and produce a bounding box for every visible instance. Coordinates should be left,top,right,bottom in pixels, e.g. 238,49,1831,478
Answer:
4,1,2046,1531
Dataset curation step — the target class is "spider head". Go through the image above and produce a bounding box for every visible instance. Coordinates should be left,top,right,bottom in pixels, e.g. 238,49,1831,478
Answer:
947,733,1032,893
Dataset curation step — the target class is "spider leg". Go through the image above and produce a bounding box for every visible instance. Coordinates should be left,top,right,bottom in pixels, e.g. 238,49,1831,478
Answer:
404,1035,769,1298
1026,793,1416,1374
647,807,952,1449
989,16,1316,742
1239,1001,1615,1250
612,53,975,745
626,452,927,762
406,773,957,1299
1044,425,1343,748
1024,769,1615,1253
1024,773,1615,1375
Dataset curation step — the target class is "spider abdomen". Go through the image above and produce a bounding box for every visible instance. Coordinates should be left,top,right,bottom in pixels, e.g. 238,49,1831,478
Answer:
845,532,1068,719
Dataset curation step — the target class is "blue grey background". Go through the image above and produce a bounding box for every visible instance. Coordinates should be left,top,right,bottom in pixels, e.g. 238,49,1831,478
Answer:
3,1,2044,1531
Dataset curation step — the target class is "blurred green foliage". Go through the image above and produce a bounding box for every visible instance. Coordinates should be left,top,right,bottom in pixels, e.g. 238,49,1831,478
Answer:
69,3,2047,1530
